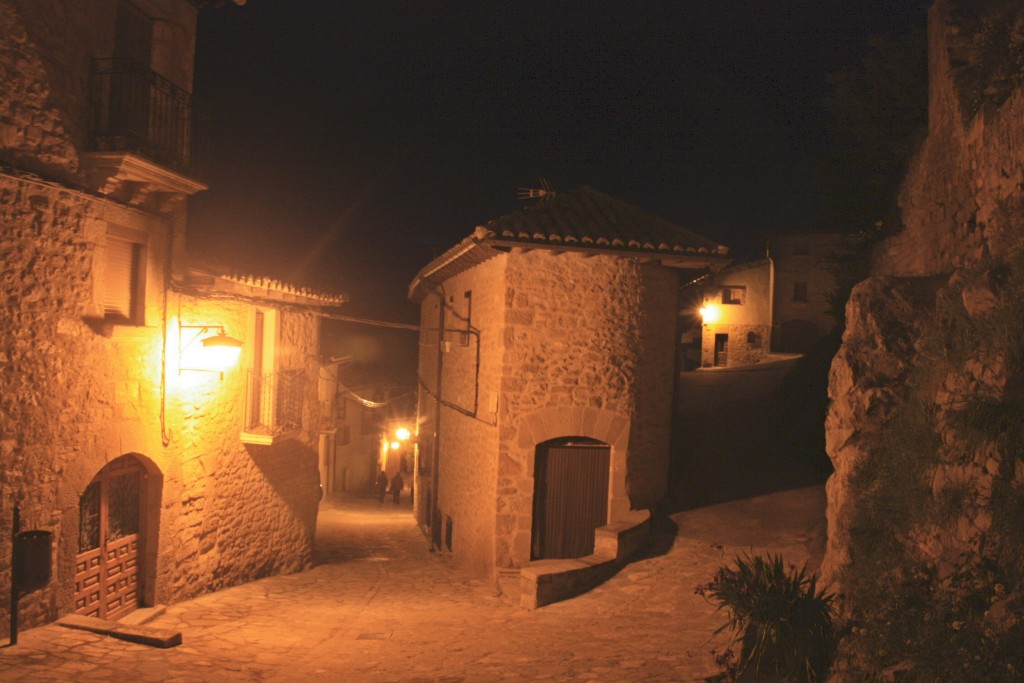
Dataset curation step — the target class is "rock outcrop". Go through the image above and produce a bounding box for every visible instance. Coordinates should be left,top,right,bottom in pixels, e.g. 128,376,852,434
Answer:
824,0,1024,676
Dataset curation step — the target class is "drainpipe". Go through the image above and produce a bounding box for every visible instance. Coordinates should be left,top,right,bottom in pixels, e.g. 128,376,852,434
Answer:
431,285,445,551
9,505,19,646
766,242,776,350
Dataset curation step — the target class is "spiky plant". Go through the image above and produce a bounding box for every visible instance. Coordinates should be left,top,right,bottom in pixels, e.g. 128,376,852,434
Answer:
699,553,838,682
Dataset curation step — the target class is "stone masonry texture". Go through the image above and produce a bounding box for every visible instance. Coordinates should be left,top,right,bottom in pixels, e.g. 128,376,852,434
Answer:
418,249,678,580
824,0,1024,589
0,0,323,636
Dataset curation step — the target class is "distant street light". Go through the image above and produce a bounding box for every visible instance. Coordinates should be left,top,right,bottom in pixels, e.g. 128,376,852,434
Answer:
699,304,721,324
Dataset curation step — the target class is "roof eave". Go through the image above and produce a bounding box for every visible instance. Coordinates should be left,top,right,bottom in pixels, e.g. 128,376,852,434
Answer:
407,229,500,302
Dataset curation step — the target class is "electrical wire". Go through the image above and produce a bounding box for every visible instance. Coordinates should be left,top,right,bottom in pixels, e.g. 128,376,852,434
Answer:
319,311,420,331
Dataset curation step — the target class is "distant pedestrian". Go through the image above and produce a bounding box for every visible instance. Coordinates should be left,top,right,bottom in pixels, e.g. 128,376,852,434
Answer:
390,472,404,505
376,470,388,504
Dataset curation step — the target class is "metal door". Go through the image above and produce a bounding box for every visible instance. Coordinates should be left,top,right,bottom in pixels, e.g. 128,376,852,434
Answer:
531,440,610,560
74,455,144,620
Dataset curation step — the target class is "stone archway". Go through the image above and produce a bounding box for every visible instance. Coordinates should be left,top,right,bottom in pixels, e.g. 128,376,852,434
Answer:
501,406,633,569
73,453,161,619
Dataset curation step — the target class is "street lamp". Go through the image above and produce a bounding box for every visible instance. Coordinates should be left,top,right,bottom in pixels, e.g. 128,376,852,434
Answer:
179,325,243,374
699,304,721,324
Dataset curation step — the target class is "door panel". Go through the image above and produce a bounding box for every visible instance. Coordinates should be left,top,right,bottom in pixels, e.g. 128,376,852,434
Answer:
74,456,144,620
532,442,610,560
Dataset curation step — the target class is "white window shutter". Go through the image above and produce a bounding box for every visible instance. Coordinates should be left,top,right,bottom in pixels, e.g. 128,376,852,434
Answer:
104,237,137,319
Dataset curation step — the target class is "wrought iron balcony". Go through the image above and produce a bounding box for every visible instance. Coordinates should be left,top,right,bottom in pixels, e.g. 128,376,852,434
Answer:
89,58,195,177
243,368,306,444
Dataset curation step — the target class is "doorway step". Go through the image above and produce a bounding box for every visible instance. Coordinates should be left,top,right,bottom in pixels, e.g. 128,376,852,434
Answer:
56,612,181,648
519,509,649,609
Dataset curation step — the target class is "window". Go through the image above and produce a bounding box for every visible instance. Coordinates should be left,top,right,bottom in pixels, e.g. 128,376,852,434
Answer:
793,282,809,302
721,286,745,305
102,230,146,325
242,307,305,444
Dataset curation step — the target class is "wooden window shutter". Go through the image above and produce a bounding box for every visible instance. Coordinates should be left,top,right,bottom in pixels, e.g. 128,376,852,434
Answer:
104,237,139,320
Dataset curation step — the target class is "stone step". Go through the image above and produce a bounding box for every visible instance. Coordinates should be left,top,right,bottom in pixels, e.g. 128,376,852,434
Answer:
56,614,182,648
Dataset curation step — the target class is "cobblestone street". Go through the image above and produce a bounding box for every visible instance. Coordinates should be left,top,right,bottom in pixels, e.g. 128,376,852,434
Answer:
0,488,825,682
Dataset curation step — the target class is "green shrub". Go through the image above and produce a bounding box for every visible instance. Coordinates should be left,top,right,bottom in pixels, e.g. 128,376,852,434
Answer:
698,553,838,682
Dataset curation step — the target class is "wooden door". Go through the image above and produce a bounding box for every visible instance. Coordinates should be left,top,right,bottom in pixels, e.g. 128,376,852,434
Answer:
75,455,144,620
531,440,610,560
714,333,729,367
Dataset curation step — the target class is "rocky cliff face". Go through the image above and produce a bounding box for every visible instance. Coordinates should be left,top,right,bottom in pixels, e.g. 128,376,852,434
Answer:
824,0,1024,676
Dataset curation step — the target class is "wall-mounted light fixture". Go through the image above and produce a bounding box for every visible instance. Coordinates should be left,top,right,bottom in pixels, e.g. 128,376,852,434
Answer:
179,324,243,375
699,303,721,324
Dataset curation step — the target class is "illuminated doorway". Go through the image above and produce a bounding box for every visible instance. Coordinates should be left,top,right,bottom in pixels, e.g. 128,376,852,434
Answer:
531,438,610,560
714,333,729,367
74,454,147,619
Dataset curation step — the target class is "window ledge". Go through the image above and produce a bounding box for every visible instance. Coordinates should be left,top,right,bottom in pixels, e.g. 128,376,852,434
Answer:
83,317,159,340
241,427,301,446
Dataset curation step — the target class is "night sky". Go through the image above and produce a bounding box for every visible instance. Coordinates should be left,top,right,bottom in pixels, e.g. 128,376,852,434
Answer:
189,1,927,322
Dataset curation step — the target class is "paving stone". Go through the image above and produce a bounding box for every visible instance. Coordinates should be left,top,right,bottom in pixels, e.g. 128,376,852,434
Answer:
0,489,823,682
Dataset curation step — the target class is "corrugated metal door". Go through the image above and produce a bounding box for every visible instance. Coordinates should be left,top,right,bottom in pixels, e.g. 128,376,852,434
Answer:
531,441,610,560
74,455,144,620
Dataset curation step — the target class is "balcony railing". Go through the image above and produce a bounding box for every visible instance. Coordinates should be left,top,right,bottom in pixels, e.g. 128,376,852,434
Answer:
244,368,306,441
89,58,194,176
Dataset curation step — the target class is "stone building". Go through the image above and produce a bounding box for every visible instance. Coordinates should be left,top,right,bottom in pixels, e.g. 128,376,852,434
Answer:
408,187,728,607
698,259,774,367
697,233,839,367
1,0,343,632
768,233,840,352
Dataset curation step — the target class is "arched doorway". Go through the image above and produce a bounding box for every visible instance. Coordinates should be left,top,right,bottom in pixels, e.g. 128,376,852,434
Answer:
74,454,148,619
531,437,611,560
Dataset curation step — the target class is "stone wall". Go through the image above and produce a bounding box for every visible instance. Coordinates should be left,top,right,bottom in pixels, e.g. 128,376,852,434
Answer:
0,172,321,634
416,249,679,580
700,323,771,368
874,1,1024,277
496,251,677,569
770,233,839,352
701,260,772,368
417,256,505,576
825,0,1024,584
0,0,198,184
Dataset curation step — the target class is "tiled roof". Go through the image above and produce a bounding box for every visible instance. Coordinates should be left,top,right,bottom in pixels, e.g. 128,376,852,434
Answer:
480,186,728,257
408,187,730,302
183,255,347,306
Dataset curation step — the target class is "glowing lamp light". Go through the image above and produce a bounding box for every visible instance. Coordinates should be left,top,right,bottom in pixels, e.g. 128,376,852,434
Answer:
179,325,243,375
395,426,412,441
699,304,721,324
200,331,244,371
389,441,401,450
